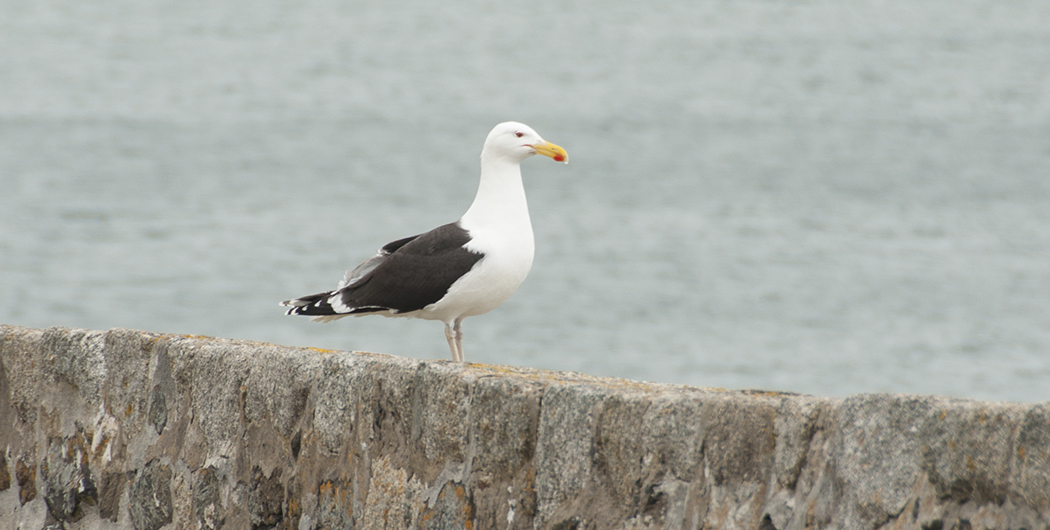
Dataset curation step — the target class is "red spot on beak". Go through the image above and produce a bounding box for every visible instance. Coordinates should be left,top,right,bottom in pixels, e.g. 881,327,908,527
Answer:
553,154,565,162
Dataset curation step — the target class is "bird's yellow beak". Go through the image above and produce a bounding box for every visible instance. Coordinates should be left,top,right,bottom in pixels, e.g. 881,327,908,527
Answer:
531,141,568,163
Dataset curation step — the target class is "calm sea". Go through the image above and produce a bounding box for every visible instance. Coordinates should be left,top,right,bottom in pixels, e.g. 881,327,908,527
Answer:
2,0,1049,402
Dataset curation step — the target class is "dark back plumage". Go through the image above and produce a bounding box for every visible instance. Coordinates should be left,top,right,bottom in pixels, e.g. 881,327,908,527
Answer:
284,222,483,317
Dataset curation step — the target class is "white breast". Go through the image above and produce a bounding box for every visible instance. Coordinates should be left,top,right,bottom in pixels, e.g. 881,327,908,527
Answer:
419,220,534,321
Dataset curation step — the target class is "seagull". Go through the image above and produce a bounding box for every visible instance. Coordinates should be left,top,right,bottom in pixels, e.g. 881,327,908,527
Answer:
281,122,568,362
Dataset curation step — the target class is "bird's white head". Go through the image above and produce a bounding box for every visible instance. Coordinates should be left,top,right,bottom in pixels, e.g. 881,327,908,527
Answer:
481,122,568,164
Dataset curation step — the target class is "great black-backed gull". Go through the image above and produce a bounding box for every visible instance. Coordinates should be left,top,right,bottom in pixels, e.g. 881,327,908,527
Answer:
281,122,568,362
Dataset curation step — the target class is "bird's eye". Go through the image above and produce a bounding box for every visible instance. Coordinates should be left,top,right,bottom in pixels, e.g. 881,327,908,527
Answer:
515,132,524,138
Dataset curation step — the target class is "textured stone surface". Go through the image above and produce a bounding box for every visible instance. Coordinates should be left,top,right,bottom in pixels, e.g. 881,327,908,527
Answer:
1,324,1049,530
127,460,172,530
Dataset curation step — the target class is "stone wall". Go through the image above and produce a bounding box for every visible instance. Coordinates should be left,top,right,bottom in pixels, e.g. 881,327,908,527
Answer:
0,325,1048,530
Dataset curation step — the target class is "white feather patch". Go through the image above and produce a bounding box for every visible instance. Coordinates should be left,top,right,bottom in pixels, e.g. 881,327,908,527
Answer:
329,293,353,313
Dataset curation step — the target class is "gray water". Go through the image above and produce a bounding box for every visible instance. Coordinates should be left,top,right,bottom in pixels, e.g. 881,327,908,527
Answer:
2,0,1049,402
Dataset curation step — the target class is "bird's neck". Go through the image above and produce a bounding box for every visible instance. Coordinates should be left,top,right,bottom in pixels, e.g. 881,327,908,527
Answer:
460,157,531,231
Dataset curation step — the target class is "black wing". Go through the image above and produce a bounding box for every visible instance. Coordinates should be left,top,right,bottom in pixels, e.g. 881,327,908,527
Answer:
284,222,484,318
339,222,484,313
